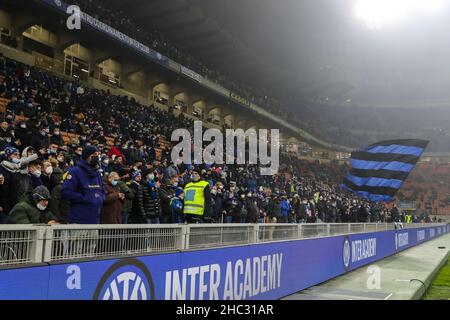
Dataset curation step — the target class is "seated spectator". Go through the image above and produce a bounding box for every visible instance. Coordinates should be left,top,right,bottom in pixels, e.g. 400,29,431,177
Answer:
8,186,59,225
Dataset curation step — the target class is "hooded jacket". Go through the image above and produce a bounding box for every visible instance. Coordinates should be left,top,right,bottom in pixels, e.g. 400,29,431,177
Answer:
61,159,105,224
8,193,57,224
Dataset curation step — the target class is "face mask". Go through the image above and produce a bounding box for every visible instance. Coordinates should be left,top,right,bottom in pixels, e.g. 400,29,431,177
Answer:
5,137,11,143
111,180,118,187
40,131,46,136
20,124,26,129
54,131,60,136
45,166,53,175
33,170,42,178
103,159,109,165
57,156,64,162
89,156,100,167
148,174,155,181
12,158,21,164
36,203,47,211
75,151,82,156
50,149,57,154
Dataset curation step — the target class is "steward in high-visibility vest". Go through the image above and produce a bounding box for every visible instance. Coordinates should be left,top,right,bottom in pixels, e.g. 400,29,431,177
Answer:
183,169,211,223
405,214,412,224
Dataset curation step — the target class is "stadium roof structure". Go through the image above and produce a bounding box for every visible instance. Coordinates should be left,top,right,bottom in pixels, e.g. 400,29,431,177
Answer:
109,0,450,109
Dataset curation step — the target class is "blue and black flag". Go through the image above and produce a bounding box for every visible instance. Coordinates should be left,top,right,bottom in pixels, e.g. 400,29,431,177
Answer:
341,139,429,202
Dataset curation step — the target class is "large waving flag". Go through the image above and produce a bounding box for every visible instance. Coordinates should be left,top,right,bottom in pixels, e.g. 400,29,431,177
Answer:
341,139,429,202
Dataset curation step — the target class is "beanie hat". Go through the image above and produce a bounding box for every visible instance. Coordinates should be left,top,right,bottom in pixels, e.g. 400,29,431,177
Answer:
4,146,19,158
175,188,184,198
32,185,51,202
131,170,141,181
82,145,98,160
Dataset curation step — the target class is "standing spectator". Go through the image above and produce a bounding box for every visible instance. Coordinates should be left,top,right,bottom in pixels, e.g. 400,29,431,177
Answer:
170,188,184,224
61,146,105,224
280,194,291,223
143,173,161,224
128,171,146,224
49,169,69,224
101,172,124,224
116,177,134,224
245,192,259,224
0,146,39,222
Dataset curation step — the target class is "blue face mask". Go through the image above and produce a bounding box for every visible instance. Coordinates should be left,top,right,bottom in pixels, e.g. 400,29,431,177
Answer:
11,158,21,164
111,180,118,187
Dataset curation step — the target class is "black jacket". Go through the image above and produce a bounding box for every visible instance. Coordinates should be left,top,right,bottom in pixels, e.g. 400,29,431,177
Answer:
142,183,161,218
129,181,146,223
268,198,281,218
158,185,174,217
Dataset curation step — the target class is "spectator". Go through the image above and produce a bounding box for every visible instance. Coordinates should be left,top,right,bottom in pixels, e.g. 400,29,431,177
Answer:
61,146,105,224
170,188,184,224
101,172,124,224
8,186,59,225
143,172,161,224
116,176,134,224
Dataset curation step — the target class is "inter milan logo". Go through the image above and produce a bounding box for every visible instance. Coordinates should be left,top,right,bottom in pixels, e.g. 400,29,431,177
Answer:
93,259,155,300
343,237,351,270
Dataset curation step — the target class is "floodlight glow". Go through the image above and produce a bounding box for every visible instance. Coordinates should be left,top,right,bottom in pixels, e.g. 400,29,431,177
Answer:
414,0,446,13
354,0,408,29
354,0,448,29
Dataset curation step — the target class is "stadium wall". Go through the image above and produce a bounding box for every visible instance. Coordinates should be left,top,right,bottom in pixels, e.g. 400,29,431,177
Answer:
0,225,448,300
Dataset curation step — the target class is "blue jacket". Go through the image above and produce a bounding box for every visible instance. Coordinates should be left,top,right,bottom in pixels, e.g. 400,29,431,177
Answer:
280,199,291,217
61,159,105,224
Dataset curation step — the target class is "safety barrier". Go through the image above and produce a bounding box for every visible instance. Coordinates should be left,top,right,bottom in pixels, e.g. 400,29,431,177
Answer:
43,225,184,262
0,223,448,300
0,226,44,266
0,223,446,267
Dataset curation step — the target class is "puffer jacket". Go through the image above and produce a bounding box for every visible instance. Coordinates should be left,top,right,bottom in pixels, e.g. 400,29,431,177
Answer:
8,193,58,224
129,181,146,223
142,182,161,218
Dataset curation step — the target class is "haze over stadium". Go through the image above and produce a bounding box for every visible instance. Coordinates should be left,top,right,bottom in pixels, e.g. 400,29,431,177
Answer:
0,0,448,303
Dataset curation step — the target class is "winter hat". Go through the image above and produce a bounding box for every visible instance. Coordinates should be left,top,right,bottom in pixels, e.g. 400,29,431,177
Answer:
131,170,142,181
82,145,98,160
32,185,51,202
4,146,19,158
175,188,184,198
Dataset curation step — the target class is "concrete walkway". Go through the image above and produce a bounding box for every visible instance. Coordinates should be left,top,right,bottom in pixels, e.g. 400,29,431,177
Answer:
283,233,450,300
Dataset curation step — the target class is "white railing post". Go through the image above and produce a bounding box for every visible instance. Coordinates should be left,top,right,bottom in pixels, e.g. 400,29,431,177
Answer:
298,224,303,239
181,225,189,250
43,226,54,262
348,223,351,234
253,224,259,244
327,224,331,237
29,227,45,264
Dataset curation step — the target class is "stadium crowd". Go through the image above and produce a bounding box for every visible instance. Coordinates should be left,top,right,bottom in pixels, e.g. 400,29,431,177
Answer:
0,54,435,225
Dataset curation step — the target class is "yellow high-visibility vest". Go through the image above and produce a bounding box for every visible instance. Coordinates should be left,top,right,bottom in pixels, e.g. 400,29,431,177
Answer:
183,180,209,216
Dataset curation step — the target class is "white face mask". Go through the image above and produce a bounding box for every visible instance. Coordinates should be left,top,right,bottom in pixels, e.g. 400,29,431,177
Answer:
36,203,47,211
45,166,53,175
57,156,64,162
32,170,42,178
12,158,21,164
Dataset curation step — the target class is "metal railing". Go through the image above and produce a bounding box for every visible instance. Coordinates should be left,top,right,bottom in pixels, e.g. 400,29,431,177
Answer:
0,223,446,266
187,224,256,250
0,226,44,267
43,225,184,262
